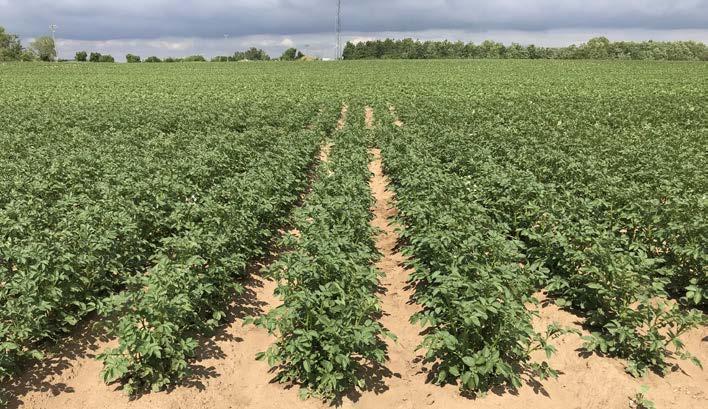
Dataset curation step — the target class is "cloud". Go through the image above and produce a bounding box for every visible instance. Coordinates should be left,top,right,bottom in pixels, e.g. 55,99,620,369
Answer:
2,0,708,41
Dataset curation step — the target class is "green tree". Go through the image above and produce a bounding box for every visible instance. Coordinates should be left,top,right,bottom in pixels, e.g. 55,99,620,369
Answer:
0,26,24,61
584,37,611,59
20,49,37,61
30,36,56,62
98,54,115,63
126,54,141,63
505,43,529,59
144,56,162,63
280,47,304,61
479,40,504,59
89,52,101,62
183,55,206,62
243,47,270,61
75,51,87,62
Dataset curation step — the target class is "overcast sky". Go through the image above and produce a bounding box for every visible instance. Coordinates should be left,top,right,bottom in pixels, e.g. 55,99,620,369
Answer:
2,0,708,60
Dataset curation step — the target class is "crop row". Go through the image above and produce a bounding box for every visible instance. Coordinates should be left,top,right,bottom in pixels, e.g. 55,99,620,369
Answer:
378,120,566,392
254,104,393,400
382,96,705,380
0,104,334,396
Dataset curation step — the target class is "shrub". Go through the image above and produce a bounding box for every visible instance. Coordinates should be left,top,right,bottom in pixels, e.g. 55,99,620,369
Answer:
183,55,206,62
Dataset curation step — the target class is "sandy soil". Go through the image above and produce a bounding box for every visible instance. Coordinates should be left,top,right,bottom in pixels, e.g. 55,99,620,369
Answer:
4,112,706,409
336,103,348,131
364,106,374,129
388,105,404,128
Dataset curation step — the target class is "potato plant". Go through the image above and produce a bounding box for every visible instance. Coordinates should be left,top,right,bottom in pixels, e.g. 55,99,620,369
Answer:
254,106,393,400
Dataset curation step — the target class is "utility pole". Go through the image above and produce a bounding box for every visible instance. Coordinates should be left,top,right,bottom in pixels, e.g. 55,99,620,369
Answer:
49,24,58,61
336,0,342,60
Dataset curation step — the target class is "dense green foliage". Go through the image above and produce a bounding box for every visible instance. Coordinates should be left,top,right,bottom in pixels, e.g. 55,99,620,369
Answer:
0,26,24,61
0,62,326,397
0,60,705,402
29,36,56,62
343,37,708,61
280,47,305,61
373,60,706,385
254,105,393,400
98,54,115,63
380,123,569,391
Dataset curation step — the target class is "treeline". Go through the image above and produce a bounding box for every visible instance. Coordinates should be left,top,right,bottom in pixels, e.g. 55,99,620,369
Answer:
342,37,708,61
78,47,299,63
1,26,308,63
122,47,309,63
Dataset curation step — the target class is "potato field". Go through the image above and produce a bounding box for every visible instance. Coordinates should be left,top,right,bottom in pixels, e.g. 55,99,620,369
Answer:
0,60,706,409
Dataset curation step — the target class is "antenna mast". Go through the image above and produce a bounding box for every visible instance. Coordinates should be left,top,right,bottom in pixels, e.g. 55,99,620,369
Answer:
49,24,58,61
336,0,342,60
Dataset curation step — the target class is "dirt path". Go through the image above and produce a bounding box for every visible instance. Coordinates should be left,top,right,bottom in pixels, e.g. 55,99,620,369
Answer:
364,106,374,129
388,104,404,128
336,103,348,131
363,148,435,407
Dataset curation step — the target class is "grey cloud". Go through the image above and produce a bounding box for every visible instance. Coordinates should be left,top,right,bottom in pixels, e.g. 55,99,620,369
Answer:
2,0,708,40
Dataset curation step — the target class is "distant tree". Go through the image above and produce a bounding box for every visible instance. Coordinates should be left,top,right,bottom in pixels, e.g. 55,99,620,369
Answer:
584,37,611,59
526,44,539,59
126,53,141,63
98,54,115,63
666,42,694,61
30,36,56,61
183,55,206,62
20,49,37,61
505,43,529,59
243,47,270,61
75,51,87,62
211,55,230,62
280,47,304,61
479,40,505,59
163,57,181,62
144,56,162,63
89,52,102,62
0,26,24,61
342,42,355,60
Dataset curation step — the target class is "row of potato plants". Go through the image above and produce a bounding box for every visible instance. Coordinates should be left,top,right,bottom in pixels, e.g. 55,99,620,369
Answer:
388,95,705,378
0,104,326,398
97,128,321,394
97,103,342,394
254,105,393,400
390,77,706,310
378,119,568,393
